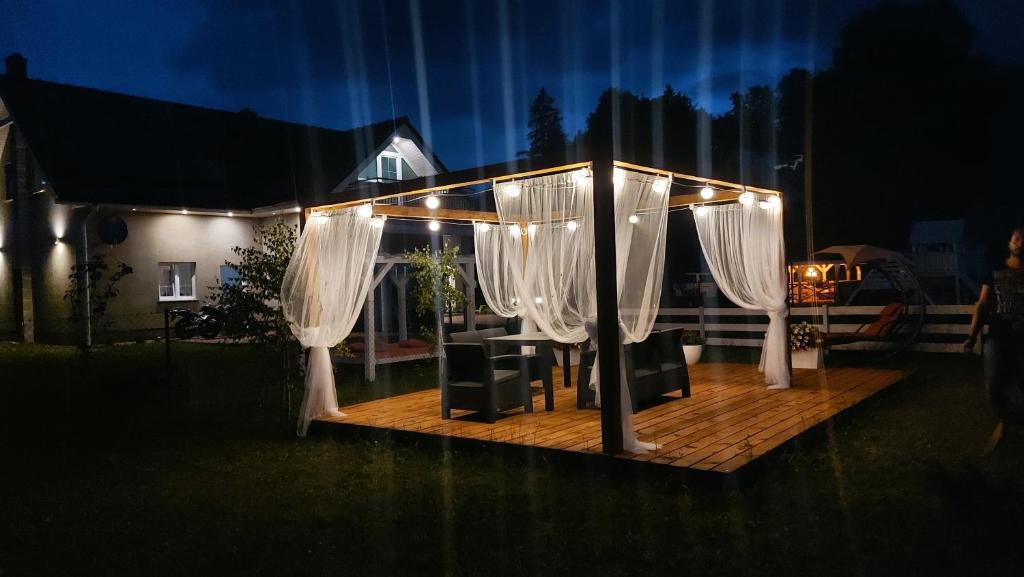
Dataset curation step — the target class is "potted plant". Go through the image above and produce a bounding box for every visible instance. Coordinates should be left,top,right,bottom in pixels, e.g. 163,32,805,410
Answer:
790,322,823,369
682,330,704,366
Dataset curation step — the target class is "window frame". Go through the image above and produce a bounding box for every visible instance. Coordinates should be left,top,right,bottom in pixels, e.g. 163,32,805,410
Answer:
158,262,197,302
377,152,402,182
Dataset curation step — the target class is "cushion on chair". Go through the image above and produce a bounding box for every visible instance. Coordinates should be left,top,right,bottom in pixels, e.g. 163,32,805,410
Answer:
450,331,483,344
492,369,521,384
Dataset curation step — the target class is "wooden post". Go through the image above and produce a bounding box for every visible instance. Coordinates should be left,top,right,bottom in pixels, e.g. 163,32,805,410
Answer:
593,157,623,455
365,286,376,382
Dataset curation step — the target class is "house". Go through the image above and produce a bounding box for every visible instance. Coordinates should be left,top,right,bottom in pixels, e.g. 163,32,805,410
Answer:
0,53,444,344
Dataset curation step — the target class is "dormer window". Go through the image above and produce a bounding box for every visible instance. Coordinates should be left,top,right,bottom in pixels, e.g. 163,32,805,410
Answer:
378,152,401,181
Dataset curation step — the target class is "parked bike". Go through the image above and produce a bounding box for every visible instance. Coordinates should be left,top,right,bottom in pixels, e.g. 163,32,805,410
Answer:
168,303,227,339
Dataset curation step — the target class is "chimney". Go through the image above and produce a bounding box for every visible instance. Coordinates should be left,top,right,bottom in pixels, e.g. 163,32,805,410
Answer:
5,53,27,81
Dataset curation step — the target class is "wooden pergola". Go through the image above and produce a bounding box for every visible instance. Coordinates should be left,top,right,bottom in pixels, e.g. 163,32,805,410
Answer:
302,157,783,454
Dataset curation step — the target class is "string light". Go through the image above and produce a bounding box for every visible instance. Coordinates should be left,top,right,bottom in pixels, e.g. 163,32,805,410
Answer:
700,186,715,200
181,209,188,215
510,224,521,236
738,191,754,206
371,217,385,228
357,204,373,218
758,200,771,210
227,212,234,217
478,222,491,233
628,214,639,224
428,220,440,231
652,178,669,193
527,223,537,234
425,195,440,209
566,220,578,232
768,195,781,208
695,205,709,217
534,296,543,304
613,168,626,187
572,169,590,184
505,183,521,198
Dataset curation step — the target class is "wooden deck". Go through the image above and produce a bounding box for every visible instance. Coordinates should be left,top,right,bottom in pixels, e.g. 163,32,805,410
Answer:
317,363,908,474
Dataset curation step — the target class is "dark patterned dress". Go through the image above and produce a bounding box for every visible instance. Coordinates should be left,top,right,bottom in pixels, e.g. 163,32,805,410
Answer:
983,267,1024,424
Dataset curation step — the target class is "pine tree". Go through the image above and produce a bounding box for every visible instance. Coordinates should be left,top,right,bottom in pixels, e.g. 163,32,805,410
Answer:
527,88,567,160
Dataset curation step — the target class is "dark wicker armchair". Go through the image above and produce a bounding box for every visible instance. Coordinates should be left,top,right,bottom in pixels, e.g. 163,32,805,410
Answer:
441,342,531,423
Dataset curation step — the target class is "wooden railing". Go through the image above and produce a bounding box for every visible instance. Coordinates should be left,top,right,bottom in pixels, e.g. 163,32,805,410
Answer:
656,304,974,353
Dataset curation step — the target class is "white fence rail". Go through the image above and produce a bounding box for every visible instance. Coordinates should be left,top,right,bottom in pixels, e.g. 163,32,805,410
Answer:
657,304,973,353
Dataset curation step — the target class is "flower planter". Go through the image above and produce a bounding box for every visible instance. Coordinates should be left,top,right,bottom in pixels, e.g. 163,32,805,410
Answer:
791,347,823,369
683,344,703,366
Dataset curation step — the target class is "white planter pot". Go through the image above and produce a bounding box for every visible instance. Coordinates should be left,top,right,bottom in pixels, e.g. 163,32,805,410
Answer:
791,347,823,369
683,344,703,366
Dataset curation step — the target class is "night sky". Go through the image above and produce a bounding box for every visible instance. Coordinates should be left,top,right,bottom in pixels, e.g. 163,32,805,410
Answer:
2,0,1021,169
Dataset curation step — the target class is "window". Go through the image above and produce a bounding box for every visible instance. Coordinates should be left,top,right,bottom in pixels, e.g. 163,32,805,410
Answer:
378,153,400,181
219,265,240,289
159,262,196,301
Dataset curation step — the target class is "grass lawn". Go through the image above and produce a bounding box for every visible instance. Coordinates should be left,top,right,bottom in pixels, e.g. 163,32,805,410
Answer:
1,341,1022,576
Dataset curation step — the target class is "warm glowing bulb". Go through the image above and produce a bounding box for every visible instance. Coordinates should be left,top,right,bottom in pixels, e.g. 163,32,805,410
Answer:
572,169,590,183
428,220,441,231
371,217,385,228
293,206,301,213
478,222,491,233
652,178,668,193
628,214,639,224
392,136,400,144
738,191,754,206
613,168,626,187
527,223,537,235
805,268,819,278
566,220,578,232
700,186,715,200
695,205,709,217
534,296,543,304
510,224,521,236
227,211,234,217
758,200,771,210
768,195,781,208
181,209,188,215
505,183,521,198
425,195,440,209
357,204,373,218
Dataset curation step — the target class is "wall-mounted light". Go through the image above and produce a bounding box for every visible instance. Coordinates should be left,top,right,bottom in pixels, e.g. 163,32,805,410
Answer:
424,195,440,209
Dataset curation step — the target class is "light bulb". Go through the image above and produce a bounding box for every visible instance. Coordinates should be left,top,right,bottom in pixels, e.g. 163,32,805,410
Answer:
652,178,668,193
613,168,626,188
566,220,578,232
510,224,521,236
428,220,441,232
371,217,385,228
505,183,521,198
527,223,537,235
425,195,440,209
700,186,715,200
534,296,543,304
478,222,491,233
768,195,781,208
694,205,709,217
392,136,400,144
357,204,373,218
227,212,234,217
758,200,771,210
572,169,590,183
628,214,639,224
181,209,188,215
738,191,754,206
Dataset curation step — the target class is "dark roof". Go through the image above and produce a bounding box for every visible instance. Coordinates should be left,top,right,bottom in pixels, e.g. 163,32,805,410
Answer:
0,74,440,210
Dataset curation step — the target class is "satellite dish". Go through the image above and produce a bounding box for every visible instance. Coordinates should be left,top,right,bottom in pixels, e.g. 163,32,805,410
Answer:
97,215,128,245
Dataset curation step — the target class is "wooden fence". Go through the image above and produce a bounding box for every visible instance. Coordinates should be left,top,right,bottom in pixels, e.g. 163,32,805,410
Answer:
657,304,974,353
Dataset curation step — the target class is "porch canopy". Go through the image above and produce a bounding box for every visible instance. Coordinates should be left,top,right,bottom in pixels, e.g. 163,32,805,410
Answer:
281,159,786,452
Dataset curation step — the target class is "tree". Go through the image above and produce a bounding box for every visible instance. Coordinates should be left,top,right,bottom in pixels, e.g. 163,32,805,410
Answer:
210,219,296,348
64,254,133,345
405,243,467,342
527,88,568,160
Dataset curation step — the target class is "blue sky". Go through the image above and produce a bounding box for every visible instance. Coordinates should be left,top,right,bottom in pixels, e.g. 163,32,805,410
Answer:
2,0,1020,169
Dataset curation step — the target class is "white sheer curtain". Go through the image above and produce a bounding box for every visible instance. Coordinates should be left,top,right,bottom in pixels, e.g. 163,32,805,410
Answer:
489,168,668,453
693,202,790,388
473,221,525,319
281,207,384,435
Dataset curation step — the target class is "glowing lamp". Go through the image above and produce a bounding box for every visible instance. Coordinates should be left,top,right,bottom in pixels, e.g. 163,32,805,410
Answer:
758,200,771,210
738,191,754,206
566,220,578,232
478,222,491,233
371,217,385,228
356,204,373,218
768,195,781,208
652,178,669,194
628,214,639,224
425,195,440,209
694,205,709,217
700,186,715,200
505,183,521,198
613,168,626,188
428,220,441,232
527,224,537,235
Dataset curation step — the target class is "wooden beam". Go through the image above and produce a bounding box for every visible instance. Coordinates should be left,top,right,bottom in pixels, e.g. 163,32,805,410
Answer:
614,160,783,196
371,204,499,223
592,157,624,455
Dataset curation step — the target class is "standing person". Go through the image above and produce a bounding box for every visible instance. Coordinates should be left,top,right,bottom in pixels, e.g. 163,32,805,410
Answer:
964,226,1024,452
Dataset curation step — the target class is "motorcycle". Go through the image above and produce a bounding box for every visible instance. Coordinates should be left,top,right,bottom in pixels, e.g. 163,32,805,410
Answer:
168,303,227,339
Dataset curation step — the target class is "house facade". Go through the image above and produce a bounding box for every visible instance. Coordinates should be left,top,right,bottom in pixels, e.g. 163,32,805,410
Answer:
0,53,443,344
